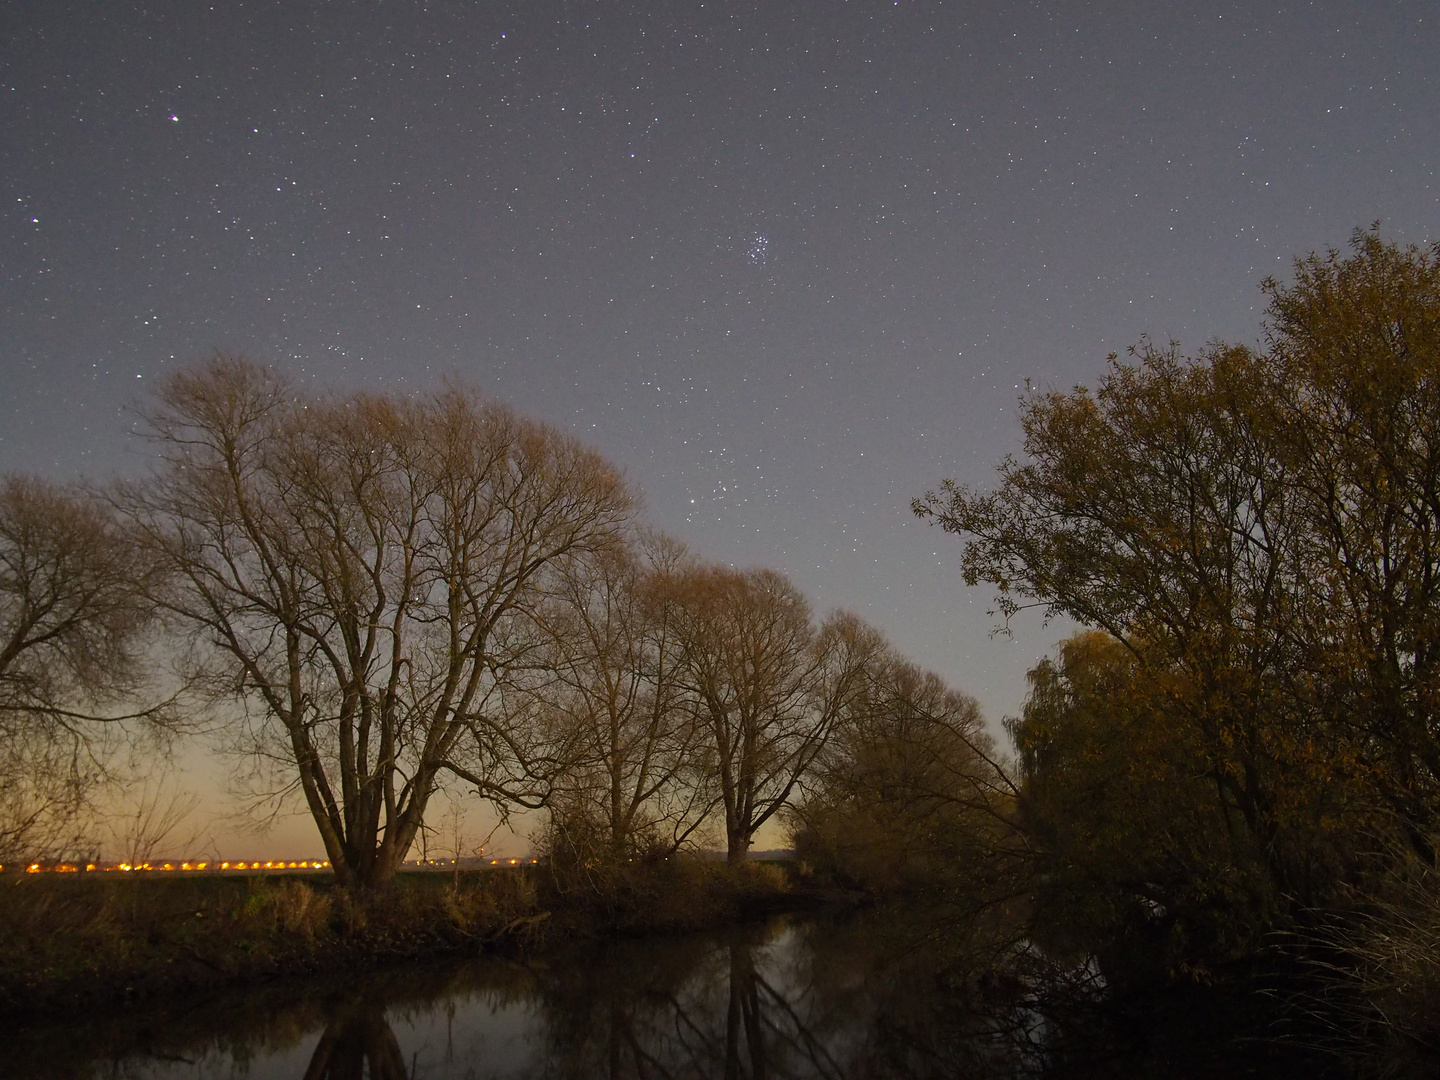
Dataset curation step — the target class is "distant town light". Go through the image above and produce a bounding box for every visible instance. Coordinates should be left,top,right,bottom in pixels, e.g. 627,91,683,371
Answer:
9,857,334,874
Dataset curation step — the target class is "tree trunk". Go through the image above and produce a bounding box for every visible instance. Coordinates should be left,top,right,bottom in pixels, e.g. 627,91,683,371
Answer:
726,829,750,866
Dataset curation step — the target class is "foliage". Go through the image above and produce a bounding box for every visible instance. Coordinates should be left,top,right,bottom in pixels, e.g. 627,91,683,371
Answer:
0,868,545,1016
1302,843,1440,1060
917,230,1440,975
789,645,1011,893
535,849,794,936
1264,232,1440,858
1008,631,1284,980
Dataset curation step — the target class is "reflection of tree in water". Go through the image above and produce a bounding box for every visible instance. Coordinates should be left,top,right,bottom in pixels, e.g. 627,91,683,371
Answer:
531,922,851,1080
282,914,1347,1080
6,956,538,1080
18,912,1034,1080
721,935,850,1080
302,996,409,1080
528,910,1068,1080
783,908,1050,1079
12,909,1336,1080
296,944,850,1080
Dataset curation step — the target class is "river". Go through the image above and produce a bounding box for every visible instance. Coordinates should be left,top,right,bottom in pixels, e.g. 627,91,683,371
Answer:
5,907,1372,1079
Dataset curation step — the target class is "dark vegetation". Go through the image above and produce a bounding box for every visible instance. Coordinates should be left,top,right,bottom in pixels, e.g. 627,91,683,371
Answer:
4,228,1440,1070
3,903,1353,1080
0,860,810,1018
911,228,1440,1062
0,868,540,1016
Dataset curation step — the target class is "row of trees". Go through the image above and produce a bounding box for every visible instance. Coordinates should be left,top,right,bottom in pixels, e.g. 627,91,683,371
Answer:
918,229,1440,986
1,358,997,890
21,227,1429,1003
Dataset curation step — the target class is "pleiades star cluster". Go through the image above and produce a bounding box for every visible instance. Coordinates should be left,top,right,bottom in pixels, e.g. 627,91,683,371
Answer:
2,0,1436,733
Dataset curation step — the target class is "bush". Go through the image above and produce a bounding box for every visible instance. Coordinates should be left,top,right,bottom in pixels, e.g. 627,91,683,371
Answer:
243,878,333,938
534,851,793,934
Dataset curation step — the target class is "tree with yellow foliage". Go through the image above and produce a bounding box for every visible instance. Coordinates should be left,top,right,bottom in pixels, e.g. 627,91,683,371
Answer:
919,229,1440,962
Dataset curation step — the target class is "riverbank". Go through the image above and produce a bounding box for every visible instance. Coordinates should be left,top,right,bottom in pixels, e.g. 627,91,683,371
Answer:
7,897,1377,1080
0,859,848,1019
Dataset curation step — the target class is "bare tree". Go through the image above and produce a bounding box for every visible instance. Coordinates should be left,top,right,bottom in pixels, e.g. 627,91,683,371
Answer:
534,535,710,868
791,644,1015,889
0,476,170,865
122,357,633,889
671,566,878,864
104,776,204,867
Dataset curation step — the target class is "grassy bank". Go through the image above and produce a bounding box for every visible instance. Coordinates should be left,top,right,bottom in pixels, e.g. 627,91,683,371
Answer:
0,859,822,1019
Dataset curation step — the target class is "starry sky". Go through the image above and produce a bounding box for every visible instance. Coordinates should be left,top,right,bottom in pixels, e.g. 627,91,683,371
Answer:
3,1,1437,854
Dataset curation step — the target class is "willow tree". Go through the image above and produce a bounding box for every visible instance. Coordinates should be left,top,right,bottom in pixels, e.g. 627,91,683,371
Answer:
671,566,877,865
124,357,632,889
791,644,1010,891
0,476,171,863
529,537,709,869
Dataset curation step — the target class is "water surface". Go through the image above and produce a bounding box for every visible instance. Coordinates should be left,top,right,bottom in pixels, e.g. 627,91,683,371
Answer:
7,910,1360,1080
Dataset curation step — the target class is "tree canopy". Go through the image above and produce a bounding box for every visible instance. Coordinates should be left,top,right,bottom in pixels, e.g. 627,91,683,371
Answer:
122,357,634,888
918,228,1440,969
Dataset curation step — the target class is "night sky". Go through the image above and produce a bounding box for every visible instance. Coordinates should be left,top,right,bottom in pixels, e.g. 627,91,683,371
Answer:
3,2,1437,854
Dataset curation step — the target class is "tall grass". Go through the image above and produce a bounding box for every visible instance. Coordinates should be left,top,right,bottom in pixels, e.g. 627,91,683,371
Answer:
1,855,802,1018
1328,857,1440,1050
0,869,545,1016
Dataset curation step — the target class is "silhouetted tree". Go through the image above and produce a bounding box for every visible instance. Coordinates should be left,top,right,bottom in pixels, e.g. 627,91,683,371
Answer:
791,644,1011,891
533,535,710,873
123,357,633,889
916,228,1440,951
670,566,876,864
0,475,172,864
